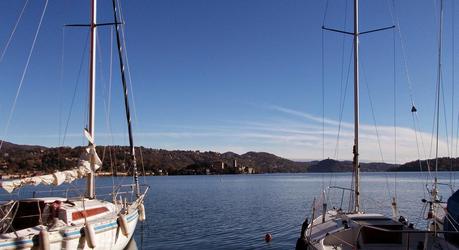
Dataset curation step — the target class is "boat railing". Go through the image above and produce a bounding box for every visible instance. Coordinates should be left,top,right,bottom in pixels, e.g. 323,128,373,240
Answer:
327,186,354,212
321,220,459,249
361,224,459,234
436,182,455,196
30,183,149,203
425,182,455,203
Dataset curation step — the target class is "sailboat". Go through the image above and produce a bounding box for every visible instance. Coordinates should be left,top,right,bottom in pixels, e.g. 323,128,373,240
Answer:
295,0,459,249
425,0,459,244
0,0,148,249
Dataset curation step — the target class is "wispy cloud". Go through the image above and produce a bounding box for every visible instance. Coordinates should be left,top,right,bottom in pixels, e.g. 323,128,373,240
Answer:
268,105,354,128
264,105,448,163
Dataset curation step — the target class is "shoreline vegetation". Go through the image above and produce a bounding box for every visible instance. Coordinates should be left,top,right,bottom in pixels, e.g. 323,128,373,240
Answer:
0,141,458,178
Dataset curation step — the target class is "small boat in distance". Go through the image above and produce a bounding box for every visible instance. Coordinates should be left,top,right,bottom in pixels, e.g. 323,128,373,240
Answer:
0,0,148,249
295,0,459,249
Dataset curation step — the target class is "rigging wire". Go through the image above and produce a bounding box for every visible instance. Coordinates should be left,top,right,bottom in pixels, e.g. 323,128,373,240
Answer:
455,111,459,184
417,112,433,175
359,61,385,163
93,24,115,187
319,0,327,166
322,0,350,190
333,44,353,160
334,0,349,161
432,0,440,37
0,0,30,65
322,29,325,160
116,0,140,130
321,0,330,27
338,0,349,128
108,26,116,191
428,59,440,177
94,22,112,175
435,1,452,169
385,0,415,106
116,0,147,181
411,113,428,172
435,0,444,178
58,28,65,168
0,0,49,152
441,68,451,160
386,0,432,180
429,87,438,160
392,3,398,204
450,0,455,186
109,0,143,189
386,0,430,180
61,30,90,146
359,58,393,202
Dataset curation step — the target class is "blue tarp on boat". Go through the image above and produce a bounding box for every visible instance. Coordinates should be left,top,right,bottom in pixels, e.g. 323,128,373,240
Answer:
445,189,459,245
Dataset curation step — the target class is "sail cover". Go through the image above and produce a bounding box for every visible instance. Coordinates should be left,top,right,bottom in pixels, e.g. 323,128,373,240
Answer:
445,189,459,246
0,145,102,193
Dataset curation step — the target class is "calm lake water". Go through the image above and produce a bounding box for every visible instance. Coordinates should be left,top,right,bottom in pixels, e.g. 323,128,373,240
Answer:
131,172,458,249
1,172,458,249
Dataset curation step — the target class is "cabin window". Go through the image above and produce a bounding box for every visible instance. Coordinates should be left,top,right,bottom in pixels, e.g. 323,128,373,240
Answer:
72,207,109,220
360,225,403,244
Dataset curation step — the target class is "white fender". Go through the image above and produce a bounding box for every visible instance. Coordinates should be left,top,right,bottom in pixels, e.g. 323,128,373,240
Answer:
138,203,146,221
84,223,97,248
118,214,129,236
39,229,50,250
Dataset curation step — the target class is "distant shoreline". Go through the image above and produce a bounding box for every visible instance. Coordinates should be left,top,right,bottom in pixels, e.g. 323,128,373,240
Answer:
1,141,458,177
1,169,458,180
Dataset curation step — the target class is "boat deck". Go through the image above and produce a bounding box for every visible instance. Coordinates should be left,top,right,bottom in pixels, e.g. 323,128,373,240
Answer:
303,210,459,250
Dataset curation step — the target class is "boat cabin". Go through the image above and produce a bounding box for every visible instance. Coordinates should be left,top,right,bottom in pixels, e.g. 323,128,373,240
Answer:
2,197,116,234
319,213,417,249
350,216,404,245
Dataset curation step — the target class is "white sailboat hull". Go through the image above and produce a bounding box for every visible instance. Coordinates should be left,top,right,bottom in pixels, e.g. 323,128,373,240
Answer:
0,208,139,250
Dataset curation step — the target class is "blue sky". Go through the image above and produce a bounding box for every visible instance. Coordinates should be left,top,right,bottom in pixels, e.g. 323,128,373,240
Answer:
0,0,456,163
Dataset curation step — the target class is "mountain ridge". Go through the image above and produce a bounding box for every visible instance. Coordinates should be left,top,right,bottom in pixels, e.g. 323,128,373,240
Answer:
0,141,456,175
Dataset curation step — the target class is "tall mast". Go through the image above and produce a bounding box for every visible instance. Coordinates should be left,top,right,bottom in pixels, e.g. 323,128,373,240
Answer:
111,0,141,198
322,0,394,213
353,0,360,213
434,0,444,193
86,0,97,199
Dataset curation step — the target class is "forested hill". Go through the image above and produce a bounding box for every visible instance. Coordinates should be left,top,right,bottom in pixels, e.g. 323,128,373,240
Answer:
0,142,311,174
307,158,394,172
390,157,459,171
0,141,454,175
